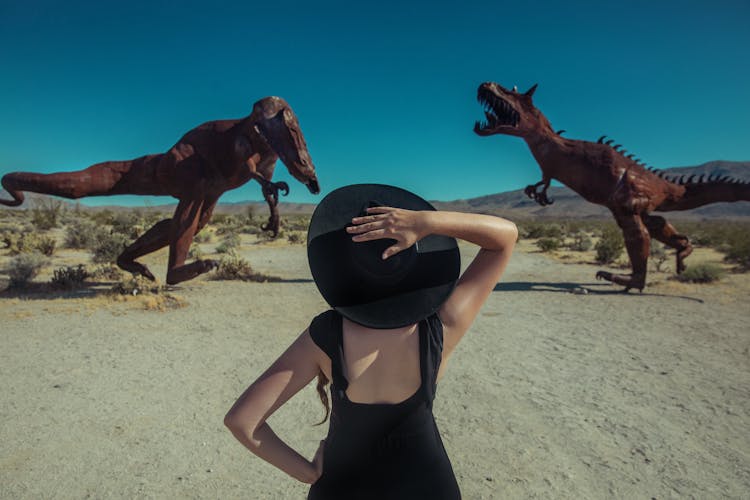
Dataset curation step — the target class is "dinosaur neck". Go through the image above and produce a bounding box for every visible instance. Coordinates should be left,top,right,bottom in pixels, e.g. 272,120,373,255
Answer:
522,125,570,172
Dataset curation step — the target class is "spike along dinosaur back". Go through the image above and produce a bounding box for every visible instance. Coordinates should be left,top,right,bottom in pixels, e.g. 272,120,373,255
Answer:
474,81,750,292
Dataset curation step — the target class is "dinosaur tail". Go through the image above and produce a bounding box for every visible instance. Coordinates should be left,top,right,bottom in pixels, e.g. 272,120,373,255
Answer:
0,171,86,207
656,176,750,211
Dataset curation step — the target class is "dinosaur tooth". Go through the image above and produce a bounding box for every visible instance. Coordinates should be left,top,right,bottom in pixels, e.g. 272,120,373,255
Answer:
598,135,607,143
686,174,696,183
605,139,614,145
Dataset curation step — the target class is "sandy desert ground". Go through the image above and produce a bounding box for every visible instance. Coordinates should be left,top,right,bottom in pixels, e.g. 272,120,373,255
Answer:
1,236,749,499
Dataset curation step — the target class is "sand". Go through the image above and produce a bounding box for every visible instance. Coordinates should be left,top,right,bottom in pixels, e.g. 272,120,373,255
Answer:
1,239,749,499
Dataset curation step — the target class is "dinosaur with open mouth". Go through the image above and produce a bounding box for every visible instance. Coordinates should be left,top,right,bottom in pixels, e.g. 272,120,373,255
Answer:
474,81,750,291
0,96,320,284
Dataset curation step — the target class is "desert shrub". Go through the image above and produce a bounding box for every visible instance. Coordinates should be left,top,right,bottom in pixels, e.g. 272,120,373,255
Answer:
31,198,64,230
520,222,564,239
91,231,130,263
88,209,116,226
650,244,668,272
65,219,102,249
50,265,89,290
284,216,311,232
287,231,305,244
568,232,593,252
213,255,278,282
241,224,262,235
35,235,57,256
110,211,144,239
214,215,244,235
4,232,55,256
110,275,165,296
723,234,750,270
193,230,213,243
188,244,204,260
7,252,48,288
90,264,123,280
676,263,725,283
216,233,241,254
536,237,561,252
595,227,624,264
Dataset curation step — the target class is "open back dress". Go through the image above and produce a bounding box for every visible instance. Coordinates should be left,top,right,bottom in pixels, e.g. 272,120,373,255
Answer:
307,310,461,499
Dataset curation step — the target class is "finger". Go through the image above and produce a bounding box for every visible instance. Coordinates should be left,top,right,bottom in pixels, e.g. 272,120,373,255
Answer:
365,206,394,215
351,229,387,242
347,221,384,234
351,213,386,225
383,243,407,259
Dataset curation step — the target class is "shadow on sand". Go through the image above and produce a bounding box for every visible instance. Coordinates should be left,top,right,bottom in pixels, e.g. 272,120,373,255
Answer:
493,281,704,303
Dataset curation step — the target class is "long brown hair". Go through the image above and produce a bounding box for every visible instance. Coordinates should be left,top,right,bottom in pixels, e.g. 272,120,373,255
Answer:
315,369,330,425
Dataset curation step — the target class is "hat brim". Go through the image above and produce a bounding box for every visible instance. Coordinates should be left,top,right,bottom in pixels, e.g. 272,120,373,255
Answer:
307,184,460,329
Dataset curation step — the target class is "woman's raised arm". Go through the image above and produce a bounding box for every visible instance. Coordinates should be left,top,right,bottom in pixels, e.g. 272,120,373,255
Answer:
347,207,517,358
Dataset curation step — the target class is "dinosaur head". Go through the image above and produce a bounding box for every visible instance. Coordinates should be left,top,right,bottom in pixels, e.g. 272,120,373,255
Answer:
252,96,320,194
474,82,549,139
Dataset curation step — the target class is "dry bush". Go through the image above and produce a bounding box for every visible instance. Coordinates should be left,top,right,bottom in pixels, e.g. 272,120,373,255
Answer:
30,198,65,230
676,263,725,283
213,255,278,282
215,233,241,254
110,275,165,296
7,252,48,288
567,232,593,252
65,219,103,249
536,237,562,252
4,232,56,256
91,231,130,263
90,264,123,280
287,231,305,244
595,226,624,264
50,265,89,290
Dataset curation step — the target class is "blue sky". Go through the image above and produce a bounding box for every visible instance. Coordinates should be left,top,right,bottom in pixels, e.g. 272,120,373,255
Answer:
1,0,748,206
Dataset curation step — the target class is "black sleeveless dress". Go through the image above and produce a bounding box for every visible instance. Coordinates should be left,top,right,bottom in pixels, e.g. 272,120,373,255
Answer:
307,310,461,499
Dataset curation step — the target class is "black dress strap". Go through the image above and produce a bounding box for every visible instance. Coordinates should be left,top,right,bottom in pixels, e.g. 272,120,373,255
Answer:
421,313,444,407
309,310,349,390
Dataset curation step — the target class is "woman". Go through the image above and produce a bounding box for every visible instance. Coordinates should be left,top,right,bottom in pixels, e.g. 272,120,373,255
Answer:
225,184,517,498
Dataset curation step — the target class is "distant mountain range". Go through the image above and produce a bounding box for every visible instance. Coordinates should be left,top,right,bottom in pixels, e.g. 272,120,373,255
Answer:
7,161,750,220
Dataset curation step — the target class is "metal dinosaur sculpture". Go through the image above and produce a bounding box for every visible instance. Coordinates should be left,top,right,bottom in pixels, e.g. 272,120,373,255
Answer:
474,81,750,291
0,96,320,284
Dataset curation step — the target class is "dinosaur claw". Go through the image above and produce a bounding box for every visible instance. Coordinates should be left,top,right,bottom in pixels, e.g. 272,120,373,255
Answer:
276,181,289,196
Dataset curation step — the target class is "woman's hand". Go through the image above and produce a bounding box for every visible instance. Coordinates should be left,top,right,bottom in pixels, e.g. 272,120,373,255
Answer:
310,439,325,483
346,207,431,259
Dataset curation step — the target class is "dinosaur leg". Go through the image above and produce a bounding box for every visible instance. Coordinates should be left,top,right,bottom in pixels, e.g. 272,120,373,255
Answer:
165,198,219,285
116,219,172,280
524,177,553,206
595,213,649,292
252,174,289,237
643,214,692,274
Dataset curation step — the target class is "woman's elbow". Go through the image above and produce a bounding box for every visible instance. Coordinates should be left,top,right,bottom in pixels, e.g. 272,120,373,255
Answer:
224,410,255,438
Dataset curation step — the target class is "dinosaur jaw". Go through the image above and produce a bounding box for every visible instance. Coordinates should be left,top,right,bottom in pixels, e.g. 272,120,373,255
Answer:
474,91,520,136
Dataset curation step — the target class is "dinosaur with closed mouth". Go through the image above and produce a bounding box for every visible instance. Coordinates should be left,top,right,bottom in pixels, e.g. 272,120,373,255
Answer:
0,96,320,284
474,81,750,291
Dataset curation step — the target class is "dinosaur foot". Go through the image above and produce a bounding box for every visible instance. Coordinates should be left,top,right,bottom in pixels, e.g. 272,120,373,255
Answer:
261,214,281,237
523,184,553,206
262,181,290,204
116,258,156,281
596,271,645,293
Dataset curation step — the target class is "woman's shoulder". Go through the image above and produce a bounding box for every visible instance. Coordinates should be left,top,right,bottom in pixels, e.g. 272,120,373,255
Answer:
308,309,340,355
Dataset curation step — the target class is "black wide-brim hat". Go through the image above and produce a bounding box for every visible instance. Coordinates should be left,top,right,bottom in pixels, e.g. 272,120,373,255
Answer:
307,184,460,329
